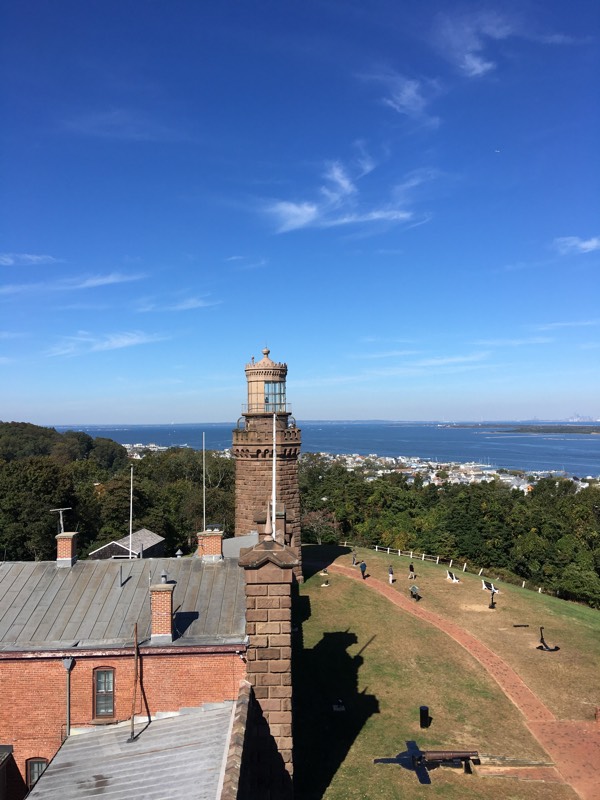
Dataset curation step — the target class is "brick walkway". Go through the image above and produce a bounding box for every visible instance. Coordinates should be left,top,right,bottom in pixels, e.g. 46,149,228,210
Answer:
326,562,600,800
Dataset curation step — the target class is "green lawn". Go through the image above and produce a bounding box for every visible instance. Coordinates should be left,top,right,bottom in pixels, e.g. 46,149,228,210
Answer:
292,545,596,800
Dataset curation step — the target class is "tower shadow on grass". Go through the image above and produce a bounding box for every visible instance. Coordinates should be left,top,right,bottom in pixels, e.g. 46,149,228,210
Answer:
301,544,351,581
293,629,379,799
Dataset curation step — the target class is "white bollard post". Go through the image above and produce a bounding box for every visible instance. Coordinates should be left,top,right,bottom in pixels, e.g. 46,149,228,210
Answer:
436,556,440,564
463,563,467,571
522,581,526,588
538,587,542,593
421,553,425,561
449,559,453,569
478,568,484,576
398,550,401,556
387,547,390,554
410,551,413,558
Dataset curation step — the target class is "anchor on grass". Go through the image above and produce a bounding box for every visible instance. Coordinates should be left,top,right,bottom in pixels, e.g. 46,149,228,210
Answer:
537,626,560,652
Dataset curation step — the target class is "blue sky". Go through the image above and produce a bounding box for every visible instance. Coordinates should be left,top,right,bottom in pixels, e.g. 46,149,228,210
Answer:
1,1,599,424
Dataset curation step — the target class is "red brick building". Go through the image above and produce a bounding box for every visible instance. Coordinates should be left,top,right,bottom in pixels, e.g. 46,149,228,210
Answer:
0,349,301,799
0,532,248,797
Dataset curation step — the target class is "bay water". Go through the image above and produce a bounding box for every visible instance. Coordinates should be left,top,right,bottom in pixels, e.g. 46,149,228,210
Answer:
55,421,600,478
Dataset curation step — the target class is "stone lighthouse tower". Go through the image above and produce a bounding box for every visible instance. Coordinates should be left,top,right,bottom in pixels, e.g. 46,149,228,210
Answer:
232,348,302,574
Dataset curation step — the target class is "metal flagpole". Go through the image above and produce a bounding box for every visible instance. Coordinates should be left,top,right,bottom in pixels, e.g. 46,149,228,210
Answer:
129,466,133,558
202,432,206,533
271,413,277,541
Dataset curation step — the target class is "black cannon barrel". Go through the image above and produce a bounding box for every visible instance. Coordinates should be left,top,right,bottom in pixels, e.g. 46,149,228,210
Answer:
422,750,478,761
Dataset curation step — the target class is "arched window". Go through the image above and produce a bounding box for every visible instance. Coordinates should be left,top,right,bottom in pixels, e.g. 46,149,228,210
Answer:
26,758,48,789
93,667,115,718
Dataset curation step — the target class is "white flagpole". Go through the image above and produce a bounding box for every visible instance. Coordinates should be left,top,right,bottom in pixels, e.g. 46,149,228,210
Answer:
202,432,206,533
271,413,277,541
129,465,133,559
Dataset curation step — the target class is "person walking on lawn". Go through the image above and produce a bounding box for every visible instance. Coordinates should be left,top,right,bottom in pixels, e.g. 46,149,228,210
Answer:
360,560,367,580
388,564,394,584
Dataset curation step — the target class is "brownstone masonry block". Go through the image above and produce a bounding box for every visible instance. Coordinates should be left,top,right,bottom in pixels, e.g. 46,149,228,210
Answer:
247,660,269,673
269,635,290,647
256,673,282,686
268,711,291,725
246,585,268,596
270,660,291,673
255,648,280,660
269,686,292,699
268,724,292,738
246,610,268,622
258,698,282,712
256,597,282,609
255,622,281,635
267,584,291,596
268,608,291,622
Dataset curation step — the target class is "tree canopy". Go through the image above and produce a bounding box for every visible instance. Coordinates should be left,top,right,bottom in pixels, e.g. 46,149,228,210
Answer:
2,422,599,607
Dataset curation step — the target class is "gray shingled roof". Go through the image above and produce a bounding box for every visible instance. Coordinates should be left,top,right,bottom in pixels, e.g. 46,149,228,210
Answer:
0,557,246,651
88,527,165,557
27,703,235,800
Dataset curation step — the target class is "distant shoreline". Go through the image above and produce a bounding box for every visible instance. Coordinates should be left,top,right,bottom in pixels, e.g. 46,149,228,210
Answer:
448,424,600,435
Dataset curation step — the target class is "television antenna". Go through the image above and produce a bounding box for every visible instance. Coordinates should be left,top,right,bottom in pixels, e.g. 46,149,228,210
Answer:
50,507,72,534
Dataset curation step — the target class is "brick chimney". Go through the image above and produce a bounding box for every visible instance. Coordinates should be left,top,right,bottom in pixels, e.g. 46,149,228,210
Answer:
56,532,78,567
196,529,224,562
150,583,175,644
239,538,298,790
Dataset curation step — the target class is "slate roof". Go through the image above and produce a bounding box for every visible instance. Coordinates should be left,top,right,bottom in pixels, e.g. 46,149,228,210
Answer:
27,704,235,800
0,557,246,651
88,527,165,557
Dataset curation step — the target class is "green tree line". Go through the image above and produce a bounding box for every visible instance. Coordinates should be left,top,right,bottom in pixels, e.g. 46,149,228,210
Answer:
2,423,599,607
299,453,600,608
0,422,234,560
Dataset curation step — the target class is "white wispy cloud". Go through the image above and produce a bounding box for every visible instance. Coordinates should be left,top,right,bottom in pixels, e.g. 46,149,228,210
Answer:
265,156,428,234
0,356,11,365
47,330,168,357
68,272,145,289
268,202,319,233
474,337,552,346
0,253,61,266
534,320,600,331
227,257,268,271
62,108,187,142
0,272,144,296
352,349,420,359
411,352,489,368
432,10,513,77
136,293,220,312
364,70,440,126
431,10,584,79
553,236,600,255
167,297,221,311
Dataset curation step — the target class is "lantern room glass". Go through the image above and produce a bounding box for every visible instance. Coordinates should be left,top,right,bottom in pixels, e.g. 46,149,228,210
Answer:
264,381,286,412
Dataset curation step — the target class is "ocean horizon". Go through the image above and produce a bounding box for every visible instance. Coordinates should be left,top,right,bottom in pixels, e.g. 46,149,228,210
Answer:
54,420,600,478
